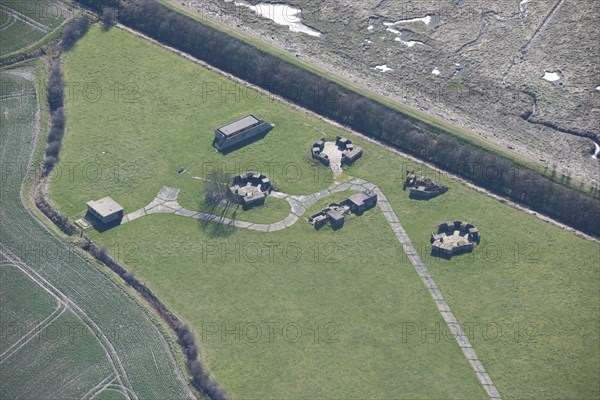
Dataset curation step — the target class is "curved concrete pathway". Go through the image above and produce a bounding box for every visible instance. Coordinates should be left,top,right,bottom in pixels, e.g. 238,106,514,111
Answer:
120,178,501,398
121,180,368,232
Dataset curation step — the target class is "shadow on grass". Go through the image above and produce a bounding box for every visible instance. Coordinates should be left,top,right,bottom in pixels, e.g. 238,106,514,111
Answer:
197,198,239,237
85,214,122,233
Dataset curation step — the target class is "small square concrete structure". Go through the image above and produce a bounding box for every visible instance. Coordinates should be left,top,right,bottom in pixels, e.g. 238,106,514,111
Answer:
86,197,124,224
343,190,378,214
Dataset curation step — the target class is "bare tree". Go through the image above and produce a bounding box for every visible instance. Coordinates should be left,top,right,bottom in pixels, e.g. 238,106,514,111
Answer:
203,170,235,207
199,170,238,236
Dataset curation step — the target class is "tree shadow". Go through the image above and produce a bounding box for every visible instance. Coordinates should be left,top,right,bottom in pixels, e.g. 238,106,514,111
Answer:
197,197,239,237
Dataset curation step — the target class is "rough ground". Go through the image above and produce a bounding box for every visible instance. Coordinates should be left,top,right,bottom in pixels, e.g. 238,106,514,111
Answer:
173,0,600,188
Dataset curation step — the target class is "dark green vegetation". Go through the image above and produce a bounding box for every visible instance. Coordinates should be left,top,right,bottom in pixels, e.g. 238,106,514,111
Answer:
0,69,193,399
50,25,599,399
77,0,600,236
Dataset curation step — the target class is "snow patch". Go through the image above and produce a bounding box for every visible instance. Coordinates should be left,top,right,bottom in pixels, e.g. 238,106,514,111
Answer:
592,142,600,159
542,71,561,82
232,1,322,37
374,65,393,72
384,14,435,27
385,27,425,47
367,25,374,30
395,37,425,47
432,68,440,75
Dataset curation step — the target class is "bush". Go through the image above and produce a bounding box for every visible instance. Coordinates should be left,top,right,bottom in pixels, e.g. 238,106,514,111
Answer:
34,194,76,235
47,60,63,111
48,125,64,143
44,61,67,175
62,15,91,51
51,107,66,129
45,140,61,158
102,7,117,27
43,155,58,174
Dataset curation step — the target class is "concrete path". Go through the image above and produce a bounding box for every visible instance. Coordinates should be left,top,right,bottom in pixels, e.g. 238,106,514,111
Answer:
120,180,501,398
121,182,361,231
321,141,344,177
370,187,502,399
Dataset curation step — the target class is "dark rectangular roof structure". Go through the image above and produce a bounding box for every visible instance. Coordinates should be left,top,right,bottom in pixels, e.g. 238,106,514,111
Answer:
347,192,366,206
326,209,345,221
86,197,123,218
217,115,261,137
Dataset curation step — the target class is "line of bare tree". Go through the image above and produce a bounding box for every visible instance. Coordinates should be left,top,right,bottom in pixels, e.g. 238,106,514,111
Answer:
43,15,90,175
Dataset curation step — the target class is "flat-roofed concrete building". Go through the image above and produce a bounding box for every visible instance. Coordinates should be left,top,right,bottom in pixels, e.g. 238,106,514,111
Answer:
343,190,378,214
325,208,345,230
213,115,273,152
86,197,123,224
229,172,273,209
431,220,480,258
308,190,376,230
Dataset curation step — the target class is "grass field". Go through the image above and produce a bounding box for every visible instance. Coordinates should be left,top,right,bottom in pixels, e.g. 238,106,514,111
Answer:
92,388,128,400
55,25,486,399
0,68,194,399
50,24,600,399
